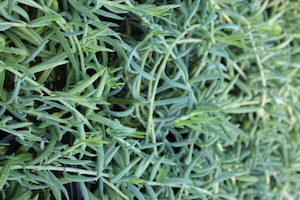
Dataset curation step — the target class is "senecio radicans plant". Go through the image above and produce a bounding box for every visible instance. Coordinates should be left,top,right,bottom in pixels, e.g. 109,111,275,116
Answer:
0,0,299,199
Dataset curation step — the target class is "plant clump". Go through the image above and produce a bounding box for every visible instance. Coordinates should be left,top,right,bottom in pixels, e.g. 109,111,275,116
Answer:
0,0,299,199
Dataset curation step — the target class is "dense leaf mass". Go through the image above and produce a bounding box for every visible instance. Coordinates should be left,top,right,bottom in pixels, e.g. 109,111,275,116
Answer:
0,0,299,199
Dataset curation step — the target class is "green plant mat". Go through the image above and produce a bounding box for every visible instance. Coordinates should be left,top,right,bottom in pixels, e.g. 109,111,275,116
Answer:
0,0,299,199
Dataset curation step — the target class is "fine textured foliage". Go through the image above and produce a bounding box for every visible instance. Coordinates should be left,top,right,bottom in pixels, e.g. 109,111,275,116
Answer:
0,0,299,199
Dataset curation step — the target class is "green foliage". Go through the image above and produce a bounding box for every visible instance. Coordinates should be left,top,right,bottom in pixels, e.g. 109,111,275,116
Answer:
0,0,299,199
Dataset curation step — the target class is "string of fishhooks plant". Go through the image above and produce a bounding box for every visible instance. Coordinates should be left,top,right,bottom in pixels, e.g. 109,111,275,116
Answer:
0,0,299,199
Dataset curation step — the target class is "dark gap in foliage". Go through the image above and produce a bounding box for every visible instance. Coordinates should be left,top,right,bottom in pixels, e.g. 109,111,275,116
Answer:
228,86,242,96
3,71,14,91
83,125,90,133
180,132,189,139
220,57,227,66
139,185,146,194
75,105,85,116
125,18,145,41
61,112,72,119
265,7,273,20
203,174,210,182
270,175,279,189
140,147,150,154
107,51,119,66
64,182,82,200
30,55,43,67
172,187,180,195
112,85,130,100
0,128,11,142
2,136,20,155
172,147,181,154
96,104,103,111
165,65,177,77
86,68,96,77
61,132,75,146
0,129,18,155
43,104,61,115
95,51,110,67
156,79,165,92
166,132,176,141
193,144,202,152
26,113,42,126
198,132,206,141
20,5,36,21
204,80,213,88
44,65,67,91
109,104,125,112
153,112,162,120
88,24,98,31
57,1,65,13
86,181,97,195
166,136,181,154
33,99,43,108
2,110,18,122
6,38,17,48
83,147,98,162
